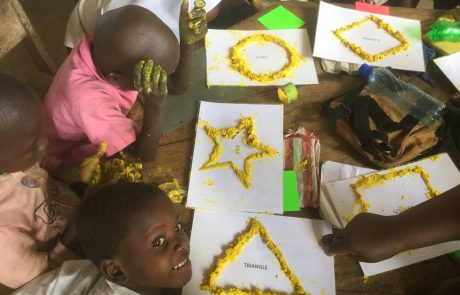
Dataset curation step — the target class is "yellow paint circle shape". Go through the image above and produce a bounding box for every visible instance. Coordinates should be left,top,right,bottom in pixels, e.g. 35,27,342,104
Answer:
229,34,305,83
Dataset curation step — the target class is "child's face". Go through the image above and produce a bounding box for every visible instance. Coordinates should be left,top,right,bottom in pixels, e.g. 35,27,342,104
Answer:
117,194,191,291
0,104,47,173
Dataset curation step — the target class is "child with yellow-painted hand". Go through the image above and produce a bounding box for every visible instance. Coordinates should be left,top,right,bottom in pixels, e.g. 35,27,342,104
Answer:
64,0,220,49
45,3,208,164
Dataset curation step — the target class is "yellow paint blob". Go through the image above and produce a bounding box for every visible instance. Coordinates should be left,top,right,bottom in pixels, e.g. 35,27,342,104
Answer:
203,179,214,186
100,151,142,185
158,179,186,203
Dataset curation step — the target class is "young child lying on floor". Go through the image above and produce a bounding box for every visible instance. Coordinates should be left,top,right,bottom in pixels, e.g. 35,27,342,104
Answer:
14,182,191,295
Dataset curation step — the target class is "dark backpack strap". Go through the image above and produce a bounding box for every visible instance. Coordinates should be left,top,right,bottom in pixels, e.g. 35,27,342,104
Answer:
367,98,419,132
320,84,365,122
321,86,420,156
350,96,391,155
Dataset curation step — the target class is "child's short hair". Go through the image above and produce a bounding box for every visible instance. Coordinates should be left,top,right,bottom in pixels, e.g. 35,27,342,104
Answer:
76,182,165,266
0,73,38,142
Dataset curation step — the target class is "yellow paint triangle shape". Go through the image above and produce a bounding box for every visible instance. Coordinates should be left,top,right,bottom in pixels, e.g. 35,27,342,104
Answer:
200,217,310,295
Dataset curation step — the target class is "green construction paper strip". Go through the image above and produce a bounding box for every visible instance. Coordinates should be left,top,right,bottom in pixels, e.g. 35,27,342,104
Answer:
283,170,301,212
258,5,305,30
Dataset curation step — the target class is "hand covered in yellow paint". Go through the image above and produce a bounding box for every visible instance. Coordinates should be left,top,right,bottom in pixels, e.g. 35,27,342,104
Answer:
133,59,168,98
80,142,107,185
179,0,207,45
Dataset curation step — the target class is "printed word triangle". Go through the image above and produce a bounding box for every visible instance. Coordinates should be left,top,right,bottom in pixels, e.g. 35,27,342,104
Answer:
199,117,278,188
200,218,310,295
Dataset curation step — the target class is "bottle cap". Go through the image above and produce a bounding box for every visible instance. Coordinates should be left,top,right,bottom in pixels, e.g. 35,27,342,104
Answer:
358,63,373,79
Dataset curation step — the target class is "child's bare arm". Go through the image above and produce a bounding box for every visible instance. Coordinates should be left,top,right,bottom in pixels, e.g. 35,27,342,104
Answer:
168,0,207,94
129,60,167,162
320,185,460,262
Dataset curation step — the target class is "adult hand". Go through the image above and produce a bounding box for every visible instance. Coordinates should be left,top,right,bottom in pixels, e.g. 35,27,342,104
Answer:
320,213,404,262
179,0,207,45
80,142,106,185
134,59,168,98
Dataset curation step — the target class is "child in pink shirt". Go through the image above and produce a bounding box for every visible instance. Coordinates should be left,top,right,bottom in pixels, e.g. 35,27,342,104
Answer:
45,3,207,163
0,72,104,289
0,73,85,289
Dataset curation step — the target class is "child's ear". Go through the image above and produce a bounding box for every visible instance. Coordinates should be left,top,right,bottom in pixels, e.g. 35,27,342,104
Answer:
105,72,121,85
100,259,127,284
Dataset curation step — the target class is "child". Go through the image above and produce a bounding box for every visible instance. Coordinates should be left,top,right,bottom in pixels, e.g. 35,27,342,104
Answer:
0,73,82,288
14,182,191,294
64,0,221,49
45,3,206,164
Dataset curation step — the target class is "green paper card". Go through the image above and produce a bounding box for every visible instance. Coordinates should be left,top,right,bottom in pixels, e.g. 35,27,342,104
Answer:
283,170,301,212
258,5,305,30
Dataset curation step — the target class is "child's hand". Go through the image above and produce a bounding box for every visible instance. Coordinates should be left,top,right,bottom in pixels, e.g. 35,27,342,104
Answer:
80,142,107,185
320,213,404,263
179,0,207,45
134,59,168,98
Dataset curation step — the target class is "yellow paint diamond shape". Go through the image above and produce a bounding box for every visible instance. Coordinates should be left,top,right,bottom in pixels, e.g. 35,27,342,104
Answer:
200,217,310,295
333,14,410,62
199,117,278,189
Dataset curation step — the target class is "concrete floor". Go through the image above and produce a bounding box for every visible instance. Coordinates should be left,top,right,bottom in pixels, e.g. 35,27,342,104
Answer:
0,0,75,96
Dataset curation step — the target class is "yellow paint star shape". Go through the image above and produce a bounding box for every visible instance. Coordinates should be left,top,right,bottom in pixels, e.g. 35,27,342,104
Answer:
198,117,278,188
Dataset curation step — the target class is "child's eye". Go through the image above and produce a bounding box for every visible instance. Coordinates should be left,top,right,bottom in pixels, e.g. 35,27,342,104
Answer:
175,222,183,232
152,236,166,247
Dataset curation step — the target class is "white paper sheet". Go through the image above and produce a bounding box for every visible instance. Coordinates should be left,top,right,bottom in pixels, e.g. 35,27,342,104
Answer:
205,29,319,86
183,210,335,295
313,2,425,72
319,161,376,228
187,102,284,213
321,153,460,276
320,161,377,183
434,51,460,92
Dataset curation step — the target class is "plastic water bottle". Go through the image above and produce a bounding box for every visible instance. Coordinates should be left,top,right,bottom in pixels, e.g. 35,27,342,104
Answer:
358,64,445,127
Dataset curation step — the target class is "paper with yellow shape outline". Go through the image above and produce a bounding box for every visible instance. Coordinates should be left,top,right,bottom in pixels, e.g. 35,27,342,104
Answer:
229,33,306,83
198,117,278,188
313,2,425,72
200,217,310,295
333,14,409,62
319,153,460,276
205,29,319,86
187,102,284,214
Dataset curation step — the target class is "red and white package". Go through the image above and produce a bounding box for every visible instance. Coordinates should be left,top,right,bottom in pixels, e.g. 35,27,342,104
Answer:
284,128,320,208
